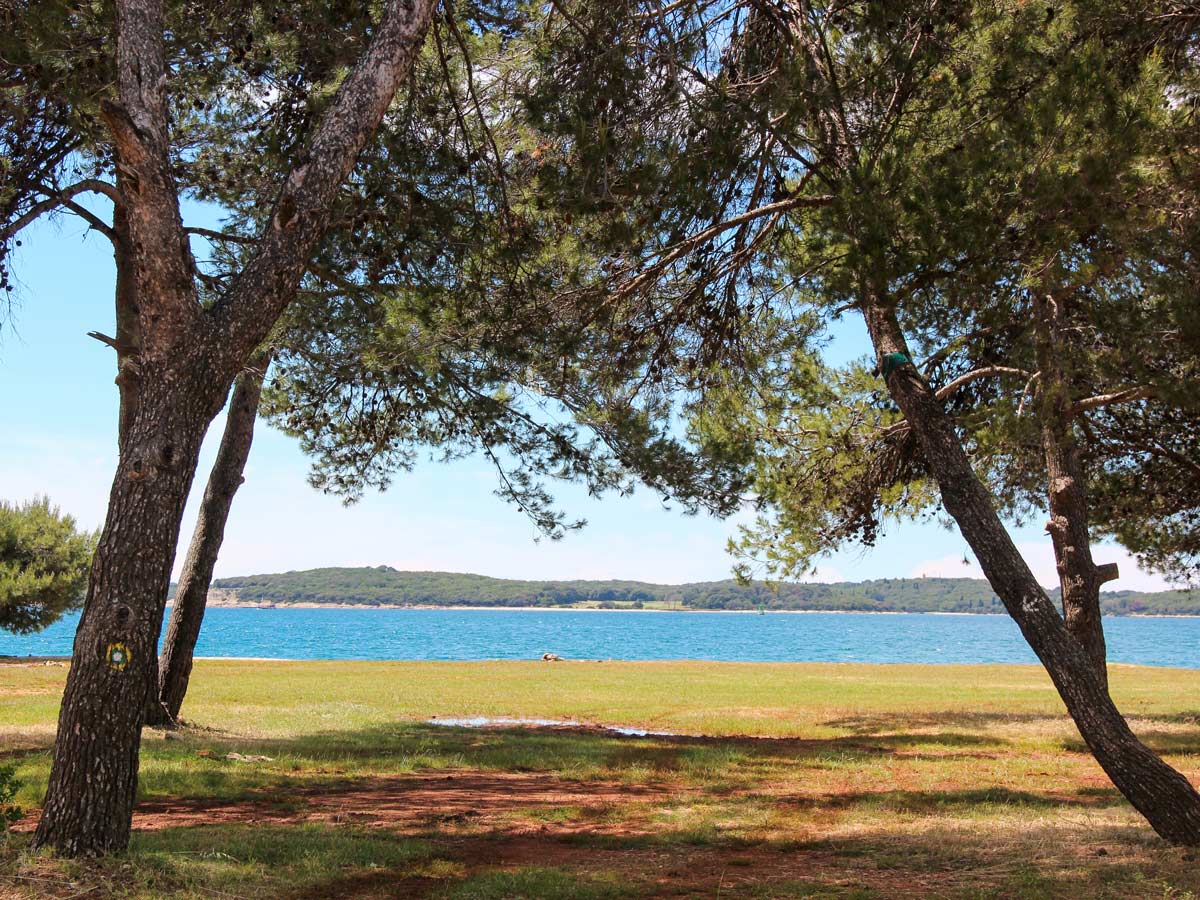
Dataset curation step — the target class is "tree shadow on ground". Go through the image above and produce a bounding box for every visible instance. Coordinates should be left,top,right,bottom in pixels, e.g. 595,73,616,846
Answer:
9,713,1196,819
1061,730,1200,756
118,721,1020,803
8,722,1199,899
823,709,1200,757
820,711,1061,733
7,812,1188,899
108,721,1132,828
774,785,1123,813
173,718,1009,764
1152,710,1200,727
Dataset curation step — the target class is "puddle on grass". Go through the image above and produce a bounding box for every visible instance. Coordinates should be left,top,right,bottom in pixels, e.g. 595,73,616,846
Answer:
427,716,678,738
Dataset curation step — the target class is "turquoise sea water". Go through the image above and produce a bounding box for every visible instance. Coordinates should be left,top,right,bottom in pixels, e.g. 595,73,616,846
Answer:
1,608,1198,667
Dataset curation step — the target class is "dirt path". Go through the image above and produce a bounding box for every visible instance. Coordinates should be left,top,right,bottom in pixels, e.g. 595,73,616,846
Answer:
14,770,674,836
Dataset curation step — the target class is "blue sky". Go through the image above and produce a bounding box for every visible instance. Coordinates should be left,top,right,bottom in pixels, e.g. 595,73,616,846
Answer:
0,203,1177,590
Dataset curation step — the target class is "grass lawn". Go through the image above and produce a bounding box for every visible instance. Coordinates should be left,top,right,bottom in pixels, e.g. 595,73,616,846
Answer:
1,659,1199,898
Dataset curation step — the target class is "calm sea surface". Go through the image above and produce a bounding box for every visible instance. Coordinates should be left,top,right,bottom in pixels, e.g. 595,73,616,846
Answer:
2,608,1198,667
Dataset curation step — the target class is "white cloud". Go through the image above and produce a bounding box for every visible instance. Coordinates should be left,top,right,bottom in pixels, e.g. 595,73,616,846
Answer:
908,540,1184,593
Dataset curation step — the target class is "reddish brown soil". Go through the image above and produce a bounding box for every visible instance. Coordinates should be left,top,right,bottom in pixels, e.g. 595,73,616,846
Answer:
289,832,957,900
134,771,674,834
12,770,673,836
12,766,1196,900
10,771,969,899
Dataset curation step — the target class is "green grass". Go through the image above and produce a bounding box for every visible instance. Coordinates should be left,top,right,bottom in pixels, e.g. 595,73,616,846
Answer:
2,660,1200,898
434,868,636,900
8,658,1197,741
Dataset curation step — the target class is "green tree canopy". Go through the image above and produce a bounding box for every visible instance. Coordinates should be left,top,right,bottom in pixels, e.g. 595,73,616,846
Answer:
240,8,754,532
513,0,1199,581
0,497,96,634
517,0,1200,842
4,0,453,854
708,0,1200,588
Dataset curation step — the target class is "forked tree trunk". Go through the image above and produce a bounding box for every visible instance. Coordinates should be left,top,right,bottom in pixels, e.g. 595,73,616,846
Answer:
34,368,225,854
34,0,438,856
1032,290,1110,685
862,297,1200,845
146,351,269,728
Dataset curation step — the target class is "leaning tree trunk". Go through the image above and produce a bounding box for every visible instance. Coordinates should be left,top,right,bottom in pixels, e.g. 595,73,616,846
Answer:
146,351,270,728
34,367,225,855
861,297,1200,845
1032,289,1112,685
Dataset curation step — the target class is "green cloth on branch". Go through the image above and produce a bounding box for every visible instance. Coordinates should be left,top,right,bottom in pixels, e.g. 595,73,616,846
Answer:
881,352,912,377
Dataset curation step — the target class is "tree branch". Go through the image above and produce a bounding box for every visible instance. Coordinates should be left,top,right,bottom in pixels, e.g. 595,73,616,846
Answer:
87,331,122,351
612,180,833,300
873,366,1034,442
100,0,205,354
2,180,122,242
86,330,138,356
61,200,120,246
1071,386,1157,417
183,226,254,245
934,366,1032,401
210,0,441,371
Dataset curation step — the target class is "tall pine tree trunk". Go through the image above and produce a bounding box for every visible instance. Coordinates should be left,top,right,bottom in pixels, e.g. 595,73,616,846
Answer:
34,368,225,854
861,296,1200,845
34,0,438,856
1032,289,1111,686
146,351,269,728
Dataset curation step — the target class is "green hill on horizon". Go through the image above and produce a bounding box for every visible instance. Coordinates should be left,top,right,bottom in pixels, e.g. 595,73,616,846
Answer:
209,566,1199,616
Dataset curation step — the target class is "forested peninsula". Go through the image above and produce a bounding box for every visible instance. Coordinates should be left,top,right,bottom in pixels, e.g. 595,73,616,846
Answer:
205,567,1198,616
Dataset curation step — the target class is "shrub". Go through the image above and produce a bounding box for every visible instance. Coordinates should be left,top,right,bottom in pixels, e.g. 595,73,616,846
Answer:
0,765,20,834
0,496,97,633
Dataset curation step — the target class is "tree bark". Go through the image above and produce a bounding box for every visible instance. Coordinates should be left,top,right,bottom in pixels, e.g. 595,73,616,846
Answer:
33,369,224,855
1032,289,1108,686
860,295,1200,845
111,195,142,446
146,351,270,728
34,0,438,856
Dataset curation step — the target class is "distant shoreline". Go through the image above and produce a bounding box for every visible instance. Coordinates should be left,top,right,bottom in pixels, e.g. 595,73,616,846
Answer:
197,568,1196,617
2,659,1195,671
171,602,1200,619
